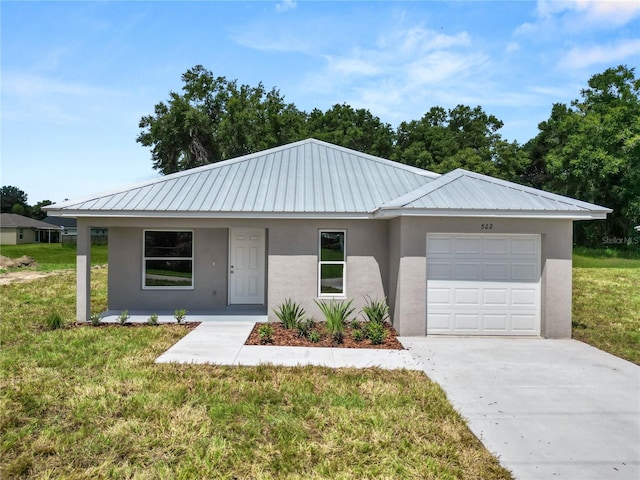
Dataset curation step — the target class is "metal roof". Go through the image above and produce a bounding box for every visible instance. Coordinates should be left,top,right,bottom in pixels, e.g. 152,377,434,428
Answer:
48,139,438,217
376,169,611,219
0,213,61,229
46,140,610,220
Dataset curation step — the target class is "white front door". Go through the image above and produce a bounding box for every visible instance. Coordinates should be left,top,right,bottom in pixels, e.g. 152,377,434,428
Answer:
229,228,265,305
426,233,541,336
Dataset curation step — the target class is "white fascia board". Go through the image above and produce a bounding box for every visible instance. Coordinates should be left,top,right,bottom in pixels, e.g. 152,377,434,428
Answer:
373,208,610,220
45,210,373,220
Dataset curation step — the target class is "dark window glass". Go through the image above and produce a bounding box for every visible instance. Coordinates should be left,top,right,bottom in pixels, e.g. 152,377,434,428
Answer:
145,231,192,257
145,260,193,287
320,231,345,261
320,264,344,294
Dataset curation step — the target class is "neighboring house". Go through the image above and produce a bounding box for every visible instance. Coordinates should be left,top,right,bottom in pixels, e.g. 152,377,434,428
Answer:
0,213,61,245
46,139,611,337
42,216,108,245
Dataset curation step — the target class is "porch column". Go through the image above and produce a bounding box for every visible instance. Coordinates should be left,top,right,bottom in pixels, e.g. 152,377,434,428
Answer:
76,220,91,322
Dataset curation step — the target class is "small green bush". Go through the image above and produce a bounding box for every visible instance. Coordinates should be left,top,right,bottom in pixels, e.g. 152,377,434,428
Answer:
258,323,274,344
296,318,315,338
362,297,390,325
174,309,187,324
273,298,306,329
44,312,65,331
147,313,159,326
352,328,364,342
309,331,321,343
314,298,355,344
367,321,387,345
118,310,130,325
90,313,102,326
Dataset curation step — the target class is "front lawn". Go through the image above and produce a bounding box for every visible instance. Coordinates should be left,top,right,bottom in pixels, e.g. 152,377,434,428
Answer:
0,243,108,271
0,270,512,479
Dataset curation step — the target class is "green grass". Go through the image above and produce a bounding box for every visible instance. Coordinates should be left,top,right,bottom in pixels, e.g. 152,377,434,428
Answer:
573,246,640,268
572,267,640,364
0,243,108,271
0,270,512,479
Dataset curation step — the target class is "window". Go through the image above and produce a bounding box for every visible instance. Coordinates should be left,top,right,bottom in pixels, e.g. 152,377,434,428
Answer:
143,230,193,289
318,230,346,296
19,229,24,240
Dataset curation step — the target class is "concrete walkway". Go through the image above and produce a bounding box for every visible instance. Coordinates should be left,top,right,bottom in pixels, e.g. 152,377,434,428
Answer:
400,337,640,480
155,321,422,370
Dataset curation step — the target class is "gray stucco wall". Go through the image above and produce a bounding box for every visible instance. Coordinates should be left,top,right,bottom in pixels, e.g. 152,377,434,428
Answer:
389,216,574,338
104,218,389,321
108,227,229,311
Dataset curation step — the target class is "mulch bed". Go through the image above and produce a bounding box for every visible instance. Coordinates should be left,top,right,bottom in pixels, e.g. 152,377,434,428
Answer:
245,322,404,350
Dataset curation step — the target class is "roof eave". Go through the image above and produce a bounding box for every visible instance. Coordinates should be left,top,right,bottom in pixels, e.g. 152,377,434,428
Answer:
44,209,374,220
373,208,610,220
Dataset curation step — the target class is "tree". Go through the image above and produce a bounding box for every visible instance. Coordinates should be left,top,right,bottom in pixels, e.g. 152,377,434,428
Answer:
137,65,307,174
31,200,53,220
392,105,527,182
305,104,395,158
526,65,640,245
1,186,28,214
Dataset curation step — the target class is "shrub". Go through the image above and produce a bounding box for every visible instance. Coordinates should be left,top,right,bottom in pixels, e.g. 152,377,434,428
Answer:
258,323,274,344
44,312,65,331
309,331,321,343
361,297,390,325
174,309,187,324
90,313,102,326
273,299,306,330
352,328,364,342
367,321,387,345
296,318,315,338
147,313,159,326
118,310,130,325
314,298,355,344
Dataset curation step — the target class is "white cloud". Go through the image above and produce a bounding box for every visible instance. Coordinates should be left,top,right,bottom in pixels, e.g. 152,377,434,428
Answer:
532,0,640,29
561,38,640,69
275,0,297,13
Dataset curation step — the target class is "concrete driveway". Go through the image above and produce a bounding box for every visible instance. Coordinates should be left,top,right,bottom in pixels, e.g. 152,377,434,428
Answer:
399,337,640,480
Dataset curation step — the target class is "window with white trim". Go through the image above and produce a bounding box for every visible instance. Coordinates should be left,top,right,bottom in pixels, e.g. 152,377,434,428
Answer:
143,230,193,289
318,230,346,296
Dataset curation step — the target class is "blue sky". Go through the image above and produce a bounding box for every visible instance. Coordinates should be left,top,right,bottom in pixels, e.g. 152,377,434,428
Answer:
2,1,639,205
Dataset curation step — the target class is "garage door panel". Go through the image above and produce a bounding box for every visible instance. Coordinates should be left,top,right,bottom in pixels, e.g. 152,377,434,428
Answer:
427,238,452,255
484,314,508,331
454,237,482,255
427,234,540,336
427,262,452,280
511,314,537,332
454,314,480,331
512,238,537,255
512,289,537,306
512,263,538,281
484,238,508,255
454,262,481,280
483,288,508,305
484,263,509,280
454,288,480,305
428,288,451,305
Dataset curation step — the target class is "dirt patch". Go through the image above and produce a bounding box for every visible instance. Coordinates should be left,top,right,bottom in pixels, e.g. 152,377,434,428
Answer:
0,270,61,285
0,255,38,269
246,322,404,350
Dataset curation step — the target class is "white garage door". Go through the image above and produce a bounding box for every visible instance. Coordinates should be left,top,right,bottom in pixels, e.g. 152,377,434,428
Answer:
427,233,540,336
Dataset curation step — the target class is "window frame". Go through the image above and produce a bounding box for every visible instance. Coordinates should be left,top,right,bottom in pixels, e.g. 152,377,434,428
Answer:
318,229,347,298
142,229,195,290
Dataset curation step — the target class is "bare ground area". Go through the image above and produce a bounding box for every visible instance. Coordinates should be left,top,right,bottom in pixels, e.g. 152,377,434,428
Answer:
0,269,61,285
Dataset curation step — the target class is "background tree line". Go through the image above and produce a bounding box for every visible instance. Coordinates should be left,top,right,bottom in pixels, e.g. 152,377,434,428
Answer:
0,186,52,220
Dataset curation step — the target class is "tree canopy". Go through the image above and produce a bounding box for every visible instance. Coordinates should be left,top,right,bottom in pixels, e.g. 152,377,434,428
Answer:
138,64,639,247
